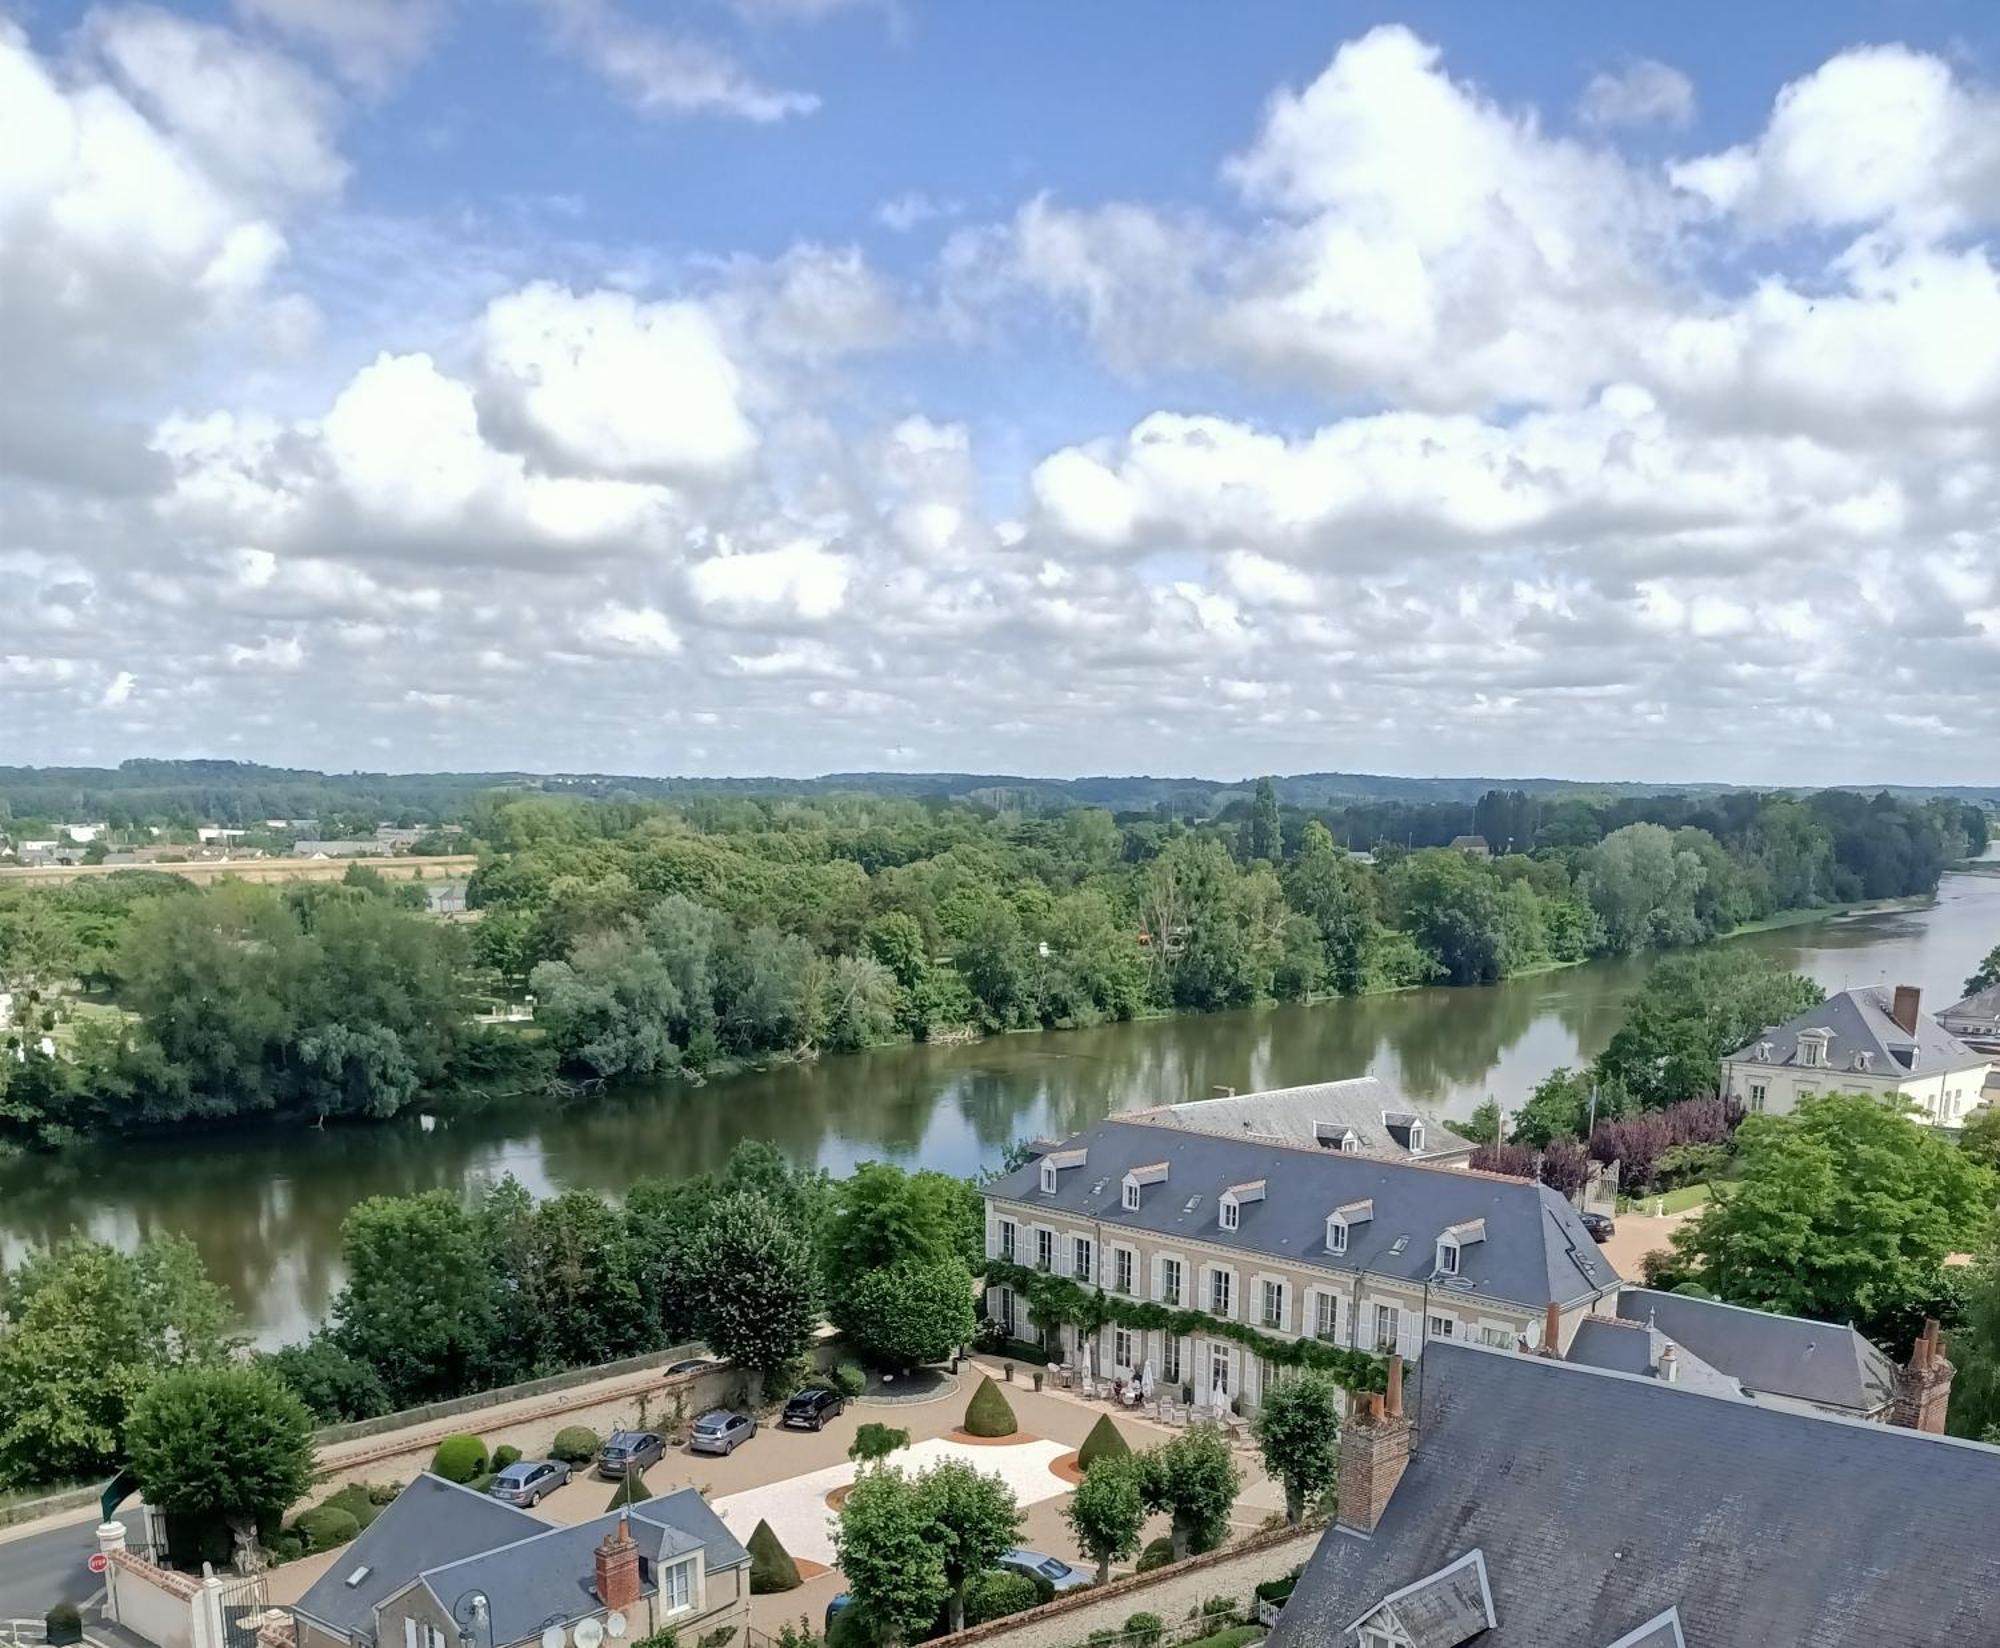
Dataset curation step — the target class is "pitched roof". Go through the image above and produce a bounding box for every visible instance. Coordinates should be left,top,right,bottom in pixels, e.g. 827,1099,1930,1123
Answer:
987,1117,1617,1310
1724,986,1984,1076
1564,1315,1745,1404
1941,981,2000,1028
1131,1077,1476,1161
292,1474,548,1638
1614,1287,1898,1415
1270,1342,2000,1648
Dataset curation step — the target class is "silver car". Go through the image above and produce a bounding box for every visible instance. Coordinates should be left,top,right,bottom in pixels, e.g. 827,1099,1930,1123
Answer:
488,1458,570,1506
688,1409,757,1456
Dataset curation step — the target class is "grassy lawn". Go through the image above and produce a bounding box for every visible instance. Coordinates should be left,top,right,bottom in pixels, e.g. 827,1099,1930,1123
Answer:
1176,1628,1265,1648
1619,1181,1714,1216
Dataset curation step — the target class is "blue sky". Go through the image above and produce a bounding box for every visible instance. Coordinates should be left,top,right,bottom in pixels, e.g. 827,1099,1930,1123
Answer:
6,1,2000,782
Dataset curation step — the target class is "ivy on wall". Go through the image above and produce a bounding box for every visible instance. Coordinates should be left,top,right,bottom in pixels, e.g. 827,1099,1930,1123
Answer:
979,1259,1387,1393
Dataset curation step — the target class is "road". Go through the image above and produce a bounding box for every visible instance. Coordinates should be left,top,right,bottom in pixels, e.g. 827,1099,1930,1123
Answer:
0,1518,100,1617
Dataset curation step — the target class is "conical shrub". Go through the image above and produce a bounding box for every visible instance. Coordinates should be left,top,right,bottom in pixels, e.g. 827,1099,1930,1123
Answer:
605,1470,651,1511
748,1519,802,1594
963,1374,1018,1438
1076,1413,1131,1470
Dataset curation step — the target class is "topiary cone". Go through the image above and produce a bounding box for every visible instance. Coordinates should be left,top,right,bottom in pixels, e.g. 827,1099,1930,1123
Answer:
748,1518,802,1593
605,1470,652,1512
1076,1412,1131,1470
963,1374,1018,1438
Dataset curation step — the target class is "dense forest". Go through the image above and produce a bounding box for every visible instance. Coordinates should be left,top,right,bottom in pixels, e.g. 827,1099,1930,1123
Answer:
0,776,1982,1152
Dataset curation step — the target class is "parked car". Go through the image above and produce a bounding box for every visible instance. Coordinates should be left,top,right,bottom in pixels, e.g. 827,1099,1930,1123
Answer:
1579,1211,1616,1243
598,1430,667,1478
666,1358,717,1376
997,1548,1092,1595
689,1409,757,1456
825,1594,853,1633
782,1386,846,1431
488,1459,570,1506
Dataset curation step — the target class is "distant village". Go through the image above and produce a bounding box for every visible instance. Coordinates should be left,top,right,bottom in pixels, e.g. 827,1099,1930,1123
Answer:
0,817,465,870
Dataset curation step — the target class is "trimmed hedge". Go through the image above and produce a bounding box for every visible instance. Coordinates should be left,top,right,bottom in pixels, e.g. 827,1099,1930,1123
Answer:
1076,1414,1131,1470
551,1425,601,1464
491,1445,523,1472
1124,1614,1163,1648
294,1506,361,1552
46,1604,82,1647
830,1362,867,1398
1135,1536,1174,1574
962,1376,1018,1438
747,1519,802,1594
430,1435,487,1483
321,1485,382,1531
963,1571,1039,1626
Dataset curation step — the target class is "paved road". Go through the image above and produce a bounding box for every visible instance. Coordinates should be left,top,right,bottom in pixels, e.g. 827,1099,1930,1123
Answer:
0,1519,101,1618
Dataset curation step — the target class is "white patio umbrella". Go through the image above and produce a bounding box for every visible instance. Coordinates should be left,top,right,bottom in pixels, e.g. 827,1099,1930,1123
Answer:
1140,1359,1155,1400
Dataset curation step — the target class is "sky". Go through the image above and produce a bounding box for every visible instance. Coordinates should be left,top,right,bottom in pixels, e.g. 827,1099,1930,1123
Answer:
7,2,2000,785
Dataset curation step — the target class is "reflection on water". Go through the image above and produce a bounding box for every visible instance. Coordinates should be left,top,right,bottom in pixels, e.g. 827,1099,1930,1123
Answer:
8,864,1998,1345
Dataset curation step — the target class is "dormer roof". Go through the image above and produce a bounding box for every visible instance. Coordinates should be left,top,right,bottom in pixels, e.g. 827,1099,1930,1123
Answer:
1725,988,1984,1077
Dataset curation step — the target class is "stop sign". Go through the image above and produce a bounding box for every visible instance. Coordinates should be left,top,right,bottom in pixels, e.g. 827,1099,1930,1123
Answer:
87,1553,109,1574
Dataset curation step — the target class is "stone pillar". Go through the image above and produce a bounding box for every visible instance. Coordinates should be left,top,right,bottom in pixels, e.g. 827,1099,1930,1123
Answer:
1335,1356,1413,1535
98,1523,129,1625
1892,1318,1954,1434
191,1567,229,1648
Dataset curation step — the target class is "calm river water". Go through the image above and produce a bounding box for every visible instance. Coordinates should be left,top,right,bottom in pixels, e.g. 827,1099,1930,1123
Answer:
7,861,1999,1345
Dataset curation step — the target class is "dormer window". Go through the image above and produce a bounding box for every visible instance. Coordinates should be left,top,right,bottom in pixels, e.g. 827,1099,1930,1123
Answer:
1328,1198,1372,1255
1798,1030,1830,1069
1040,1161,1058,1194
1341,1132,1361,1154
1122,1162,1167,1210
1437,1238,1460,1276
1219,1198,1239,1231
1122,1179,1140,1210
1437,1218,1485,1276
1408,1121,1425,1152
1218,1179,1264,1232
1326,1216,1348,1255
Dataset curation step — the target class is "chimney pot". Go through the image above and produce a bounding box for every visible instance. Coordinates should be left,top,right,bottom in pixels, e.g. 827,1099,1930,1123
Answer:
1541,1301,1563,1356
1658,1345,1678,1383
1892,984,1922,1037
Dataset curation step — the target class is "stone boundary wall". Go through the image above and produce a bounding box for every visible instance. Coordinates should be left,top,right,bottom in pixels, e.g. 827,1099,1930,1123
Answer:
0,1482,100,1530
106,1548,201,1648
926,1522,1327,1648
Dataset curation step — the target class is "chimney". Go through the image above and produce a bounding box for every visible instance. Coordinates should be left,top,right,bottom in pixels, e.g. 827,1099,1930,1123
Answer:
594,1516,642,1611
1657,1345,1678,1384
1891,984,1922,1037
1538,1301,1563,1358
1892,1318,1954,1435
1336,1356,1412,1535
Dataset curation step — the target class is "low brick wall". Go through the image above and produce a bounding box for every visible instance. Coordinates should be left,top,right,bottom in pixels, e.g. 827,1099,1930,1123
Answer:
107,1549,202,1648
926,1523,1326,1648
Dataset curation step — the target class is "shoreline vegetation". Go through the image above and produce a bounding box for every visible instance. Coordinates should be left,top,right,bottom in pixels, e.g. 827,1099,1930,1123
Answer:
0,776,1984,1155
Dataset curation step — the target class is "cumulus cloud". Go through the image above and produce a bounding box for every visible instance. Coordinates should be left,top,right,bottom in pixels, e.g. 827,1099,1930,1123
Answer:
233,0,451,90
532,0,818,122
1579,58,1695,130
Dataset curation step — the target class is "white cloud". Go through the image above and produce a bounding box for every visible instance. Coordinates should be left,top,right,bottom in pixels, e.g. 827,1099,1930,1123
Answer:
876,192,960,233
533,0,818,122
578,602,682,656
233,0,451,90
688,540,851,623
1578,58,1695,130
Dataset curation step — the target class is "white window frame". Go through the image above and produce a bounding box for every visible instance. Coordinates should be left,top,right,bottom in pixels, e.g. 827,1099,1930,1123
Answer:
1260,1278,1285,1330
1035,1227,1055,1271
1437,1238,1460,1276
1428,1313,1456,1342
1408,1121,1425,1152
1373,1303,1399,1354
1208,1266,1235,1319
1340,1132,1361,1155
1071,1235,1094,1283
1219,1197,1240,1232
1040,1160,1058,1194
1208,1343,1232,1398
1748,1082,1766,1113
1326,1215,1348,1255
997,1217,1016,1261
1478,1323,1511,1348
1314,1291,1339,1342
662,1556,695,1614
1122,1179,1140,1211
1114,1327,1135,1369
1158,1256,1183,1306
1160,1333,1183,1383
1113,1246,1135,1295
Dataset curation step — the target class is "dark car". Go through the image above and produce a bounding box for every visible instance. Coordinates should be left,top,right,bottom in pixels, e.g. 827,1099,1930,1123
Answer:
688,1408,757,1456
487,1458,570,1506
1579,1211,1616,1243
598,1429,667,1477
666,1358,717,1376
997,1548,1091,1595
782,1386,846,1431
825,1594,853,1634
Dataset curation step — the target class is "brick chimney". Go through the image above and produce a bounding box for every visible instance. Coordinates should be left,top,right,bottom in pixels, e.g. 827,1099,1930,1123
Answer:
1891,984,1922,1037
1537,1300,1564,1358
594,1517,642,1611
1892,1318,1954,1434
1336,1355,1412,1535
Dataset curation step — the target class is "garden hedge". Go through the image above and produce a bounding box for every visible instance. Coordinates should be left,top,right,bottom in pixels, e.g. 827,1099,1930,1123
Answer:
551,1425,601,1464
491,1445,523,1471
1135,1536,1175,1574
1076,1414,1131,1470
747,1520,802,1594
430,1435,487,1483
963,1571,1040,1625
294,1506,361,1553
962,1375,1018,1438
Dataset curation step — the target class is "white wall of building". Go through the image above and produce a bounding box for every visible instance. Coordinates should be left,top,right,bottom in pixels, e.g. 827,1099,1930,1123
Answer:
1721,1058,1993,1124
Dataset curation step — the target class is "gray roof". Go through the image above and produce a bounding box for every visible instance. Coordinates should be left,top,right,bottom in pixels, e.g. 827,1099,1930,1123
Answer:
1614,1287,1898,1415
1941,981,2000,1029
1134,1077,1475,1162
988,1118,1618,1310
292,1474,547,1637
1564,1315,1745,1404
1724,986,1984,1076
1270,1342,2000,1648
1603,1613,1685,1648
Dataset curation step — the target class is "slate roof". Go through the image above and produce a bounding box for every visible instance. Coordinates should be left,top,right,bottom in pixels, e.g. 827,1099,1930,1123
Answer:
292,1474,548,1638
989,1118,1618,1310
1723,986,1985,1076
1941,981,2000,1032
1564,1315,1745,1404
1134,1077,1475,1161
1349,1549,1494,1646
1614,1287,1898,1415
1269,1342,2000,1648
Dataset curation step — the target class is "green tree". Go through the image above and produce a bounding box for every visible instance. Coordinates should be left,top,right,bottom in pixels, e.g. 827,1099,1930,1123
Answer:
823,1163,980,1292
849,1422,911,1465
257,1337,390,1424
919,1458,1023,1634
682,1190,819,1400
1962,1105,2000,1172
1284,822,1381,995
1511,1068,1596,1148
1594,950,1822,1109
833,1467,949,1648
1946,1247,2000,1440
1240,779,1282,864
529,926,683,1081
331,1191,501,1406
836,1259,975,1372
125,1367,313,1566
1966,943,2000,998
0,1236,235,1487
1063,1454,1145,1582
1669,1092,1997,1330
1251,1370,1341,1523
1136,1425,1240,1560
1579,823,1711,954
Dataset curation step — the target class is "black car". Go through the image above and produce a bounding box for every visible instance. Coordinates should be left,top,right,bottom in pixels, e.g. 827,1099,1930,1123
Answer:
598,1429,667,1477
1579,1211,1616,1243
782,1386,846,1430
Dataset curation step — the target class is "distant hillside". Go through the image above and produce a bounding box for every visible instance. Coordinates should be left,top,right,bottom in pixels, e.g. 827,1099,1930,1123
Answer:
0,759,1994,827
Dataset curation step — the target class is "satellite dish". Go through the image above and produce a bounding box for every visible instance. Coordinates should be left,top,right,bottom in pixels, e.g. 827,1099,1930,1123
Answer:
543,1626,567,1648
576,1621,605,1648
606,1615,628,1640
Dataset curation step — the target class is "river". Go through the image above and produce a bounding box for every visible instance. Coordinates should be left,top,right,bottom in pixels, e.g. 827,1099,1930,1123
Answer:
6,861,1998,1345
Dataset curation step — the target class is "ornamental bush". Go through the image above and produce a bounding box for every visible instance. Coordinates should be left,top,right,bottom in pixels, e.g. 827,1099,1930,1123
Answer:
46,1605,82,1647
429,1435,487,1483
294,1505,361,1552
491,1445,522,1471
1135,1536,1175,1573
1125,1614,1163,1648
1076,1414,1131,1470
963,1375,1017,1438
551,1425,601,1464
748,1519,802,1594
963,1570,1039,1625
321,1484,382,1531
831,1362,868,1397
606,1471,652,1511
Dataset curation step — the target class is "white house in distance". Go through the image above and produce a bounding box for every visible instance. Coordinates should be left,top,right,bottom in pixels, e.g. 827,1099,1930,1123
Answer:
1718,984,1992,1125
